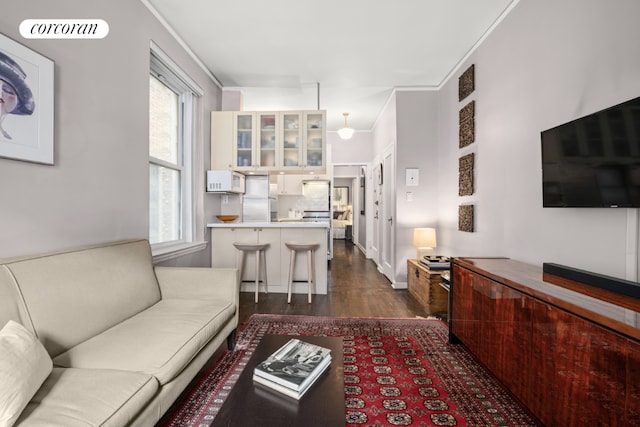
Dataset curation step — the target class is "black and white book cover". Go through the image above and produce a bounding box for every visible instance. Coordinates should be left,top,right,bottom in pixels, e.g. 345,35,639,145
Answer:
253,338,331,392
420,255,451,269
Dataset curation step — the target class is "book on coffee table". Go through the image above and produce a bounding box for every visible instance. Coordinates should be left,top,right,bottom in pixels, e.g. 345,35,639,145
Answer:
253,338,331,399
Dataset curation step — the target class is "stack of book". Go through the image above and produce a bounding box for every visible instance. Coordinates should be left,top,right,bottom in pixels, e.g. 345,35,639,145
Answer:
419,255,451,270
253,338,332,400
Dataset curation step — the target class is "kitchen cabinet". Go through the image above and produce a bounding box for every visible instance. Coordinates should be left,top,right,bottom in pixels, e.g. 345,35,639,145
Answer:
277,174,304,195
211,111,234,170
211,110,326,173
232,112,257,172
303,111,326,171
280,112,303,170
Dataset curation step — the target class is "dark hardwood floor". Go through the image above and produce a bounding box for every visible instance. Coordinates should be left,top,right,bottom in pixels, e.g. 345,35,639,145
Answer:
238,239,426,324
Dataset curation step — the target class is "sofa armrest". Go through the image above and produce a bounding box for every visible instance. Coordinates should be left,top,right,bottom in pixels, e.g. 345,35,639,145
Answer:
154,267,239,303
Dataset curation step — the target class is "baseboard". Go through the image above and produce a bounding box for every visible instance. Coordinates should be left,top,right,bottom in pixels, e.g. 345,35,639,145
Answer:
392,281,408,290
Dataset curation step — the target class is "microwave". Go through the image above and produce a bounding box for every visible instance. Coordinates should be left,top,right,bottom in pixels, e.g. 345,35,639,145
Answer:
206,170,245,193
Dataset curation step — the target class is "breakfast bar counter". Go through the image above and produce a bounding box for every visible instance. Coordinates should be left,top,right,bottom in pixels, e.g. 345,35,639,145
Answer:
207,222,329,295
207,222,329,229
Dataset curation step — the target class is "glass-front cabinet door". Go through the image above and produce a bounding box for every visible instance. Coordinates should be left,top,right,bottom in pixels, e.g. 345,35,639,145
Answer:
304,111,326,170
280,112,303,170
233,112,254,170
257,113,278,170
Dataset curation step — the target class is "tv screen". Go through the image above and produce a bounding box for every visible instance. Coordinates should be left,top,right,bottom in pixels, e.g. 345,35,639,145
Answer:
541,96,640,207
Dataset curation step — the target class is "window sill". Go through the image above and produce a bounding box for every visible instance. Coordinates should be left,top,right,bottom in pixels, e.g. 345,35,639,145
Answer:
152,241,208,264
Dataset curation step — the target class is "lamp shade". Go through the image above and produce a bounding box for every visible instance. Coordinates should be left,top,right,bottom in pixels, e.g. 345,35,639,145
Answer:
413,228,436,248
337,126,354,139
337,112,354,140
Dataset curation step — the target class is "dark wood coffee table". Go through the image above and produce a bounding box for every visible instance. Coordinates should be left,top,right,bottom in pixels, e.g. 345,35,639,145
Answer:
211,334,344,427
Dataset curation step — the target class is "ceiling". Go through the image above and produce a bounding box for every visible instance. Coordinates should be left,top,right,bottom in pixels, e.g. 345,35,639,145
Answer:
145,0,517,132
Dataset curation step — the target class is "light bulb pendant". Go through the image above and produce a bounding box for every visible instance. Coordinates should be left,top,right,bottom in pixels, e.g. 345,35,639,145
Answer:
338,112,354,139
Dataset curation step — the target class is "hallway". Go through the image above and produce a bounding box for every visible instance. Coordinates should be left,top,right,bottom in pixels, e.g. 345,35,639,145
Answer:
238,239,425,324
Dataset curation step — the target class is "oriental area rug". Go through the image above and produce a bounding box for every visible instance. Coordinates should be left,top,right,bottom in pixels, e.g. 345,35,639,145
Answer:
160,314,539,427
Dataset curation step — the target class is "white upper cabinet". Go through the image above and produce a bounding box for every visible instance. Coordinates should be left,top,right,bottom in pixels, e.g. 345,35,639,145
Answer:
211,111,233,170
303,111,326,171
211,110,326,173
280,112,303,171
233,112,256,171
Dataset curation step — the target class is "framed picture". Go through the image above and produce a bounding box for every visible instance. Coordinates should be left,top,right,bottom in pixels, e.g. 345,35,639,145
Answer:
0,33,54,164
377,162,383,185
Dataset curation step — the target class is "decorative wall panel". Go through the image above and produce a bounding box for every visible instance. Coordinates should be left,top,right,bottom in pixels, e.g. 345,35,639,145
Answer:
459,100,475,148
458,64,475,101
459,153,474,196
458,205,474,232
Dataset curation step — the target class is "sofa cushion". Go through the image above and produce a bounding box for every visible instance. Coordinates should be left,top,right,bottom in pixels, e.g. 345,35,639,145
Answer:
15,367,158,427
0,321,53,427
2,240,162,358
54,298,236,385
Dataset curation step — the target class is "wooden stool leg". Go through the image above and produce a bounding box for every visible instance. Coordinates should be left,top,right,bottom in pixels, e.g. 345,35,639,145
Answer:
261,250,268,294
238,251,245,288
307,249,313,303
287,249,295,304
254,250,260,303
310,249,316,301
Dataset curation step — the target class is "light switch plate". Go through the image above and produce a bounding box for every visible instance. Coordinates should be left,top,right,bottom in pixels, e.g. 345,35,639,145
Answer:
406,168,419,186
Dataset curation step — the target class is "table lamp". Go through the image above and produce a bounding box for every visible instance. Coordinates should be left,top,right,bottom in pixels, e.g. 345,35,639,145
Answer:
413,228,436,259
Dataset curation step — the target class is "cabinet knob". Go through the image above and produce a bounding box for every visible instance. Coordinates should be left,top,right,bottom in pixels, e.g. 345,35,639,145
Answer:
415,268,420,278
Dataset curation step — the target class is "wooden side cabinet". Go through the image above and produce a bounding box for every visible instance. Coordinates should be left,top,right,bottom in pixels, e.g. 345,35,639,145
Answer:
451,257,640,427
407,259,448,317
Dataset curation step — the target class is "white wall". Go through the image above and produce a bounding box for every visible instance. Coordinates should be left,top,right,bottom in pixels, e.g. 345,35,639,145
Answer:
328,131,373,163
0,0,221,264
437,0,640,280
366,90,440,285
394,91,440,283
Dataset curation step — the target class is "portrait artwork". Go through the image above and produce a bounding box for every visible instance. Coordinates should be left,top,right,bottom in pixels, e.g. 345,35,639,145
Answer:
0,33,54,164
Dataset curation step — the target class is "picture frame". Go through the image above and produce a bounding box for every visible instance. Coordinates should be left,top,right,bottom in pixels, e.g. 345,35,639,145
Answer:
0,33,55,165
377,162,383,185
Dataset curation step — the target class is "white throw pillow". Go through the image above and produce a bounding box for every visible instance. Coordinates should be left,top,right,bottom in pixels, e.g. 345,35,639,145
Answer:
0,320,53,427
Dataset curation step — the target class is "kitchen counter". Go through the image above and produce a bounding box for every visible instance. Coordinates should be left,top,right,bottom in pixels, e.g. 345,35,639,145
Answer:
207,221,329,228
207,222,329,296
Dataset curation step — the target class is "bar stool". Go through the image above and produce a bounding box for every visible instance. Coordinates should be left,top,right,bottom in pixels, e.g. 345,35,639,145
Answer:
233,242,269,303
285,242,320,304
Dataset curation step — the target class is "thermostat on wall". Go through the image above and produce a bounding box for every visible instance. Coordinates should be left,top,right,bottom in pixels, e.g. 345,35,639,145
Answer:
406,168,419,186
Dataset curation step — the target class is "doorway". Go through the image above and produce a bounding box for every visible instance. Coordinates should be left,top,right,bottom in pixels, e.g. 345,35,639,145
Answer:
332,163,368,255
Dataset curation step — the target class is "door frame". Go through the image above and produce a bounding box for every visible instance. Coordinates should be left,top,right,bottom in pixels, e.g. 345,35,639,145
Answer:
381,144,395,283
332,162,370,256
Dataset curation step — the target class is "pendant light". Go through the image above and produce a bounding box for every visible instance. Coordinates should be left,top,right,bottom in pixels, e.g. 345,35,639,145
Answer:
337,112,355,140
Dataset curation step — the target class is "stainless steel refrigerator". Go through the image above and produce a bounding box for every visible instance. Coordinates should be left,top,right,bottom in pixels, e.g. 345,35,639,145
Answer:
302,180,332,259
242,175,271,222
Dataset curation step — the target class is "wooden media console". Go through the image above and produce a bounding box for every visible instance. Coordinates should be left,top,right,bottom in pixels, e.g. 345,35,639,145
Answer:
451,257,640,427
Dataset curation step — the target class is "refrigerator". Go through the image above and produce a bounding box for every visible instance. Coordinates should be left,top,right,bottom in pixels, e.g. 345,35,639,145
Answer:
242,175,271,222
301,180,332,259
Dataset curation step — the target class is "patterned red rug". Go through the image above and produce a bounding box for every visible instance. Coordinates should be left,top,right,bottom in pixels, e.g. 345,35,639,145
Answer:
160,314,539,426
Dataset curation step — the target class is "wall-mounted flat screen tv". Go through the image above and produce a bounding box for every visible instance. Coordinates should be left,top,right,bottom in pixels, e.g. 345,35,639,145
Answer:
541,96,640,207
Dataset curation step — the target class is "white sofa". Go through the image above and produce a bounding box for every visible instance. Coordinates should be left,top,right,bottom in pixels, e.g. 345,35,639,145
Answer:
0,239,239,427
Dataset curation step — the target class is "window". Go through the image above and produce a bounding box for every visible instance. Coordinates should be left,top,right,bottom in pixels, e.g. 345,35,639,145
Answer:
148,45,200,252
